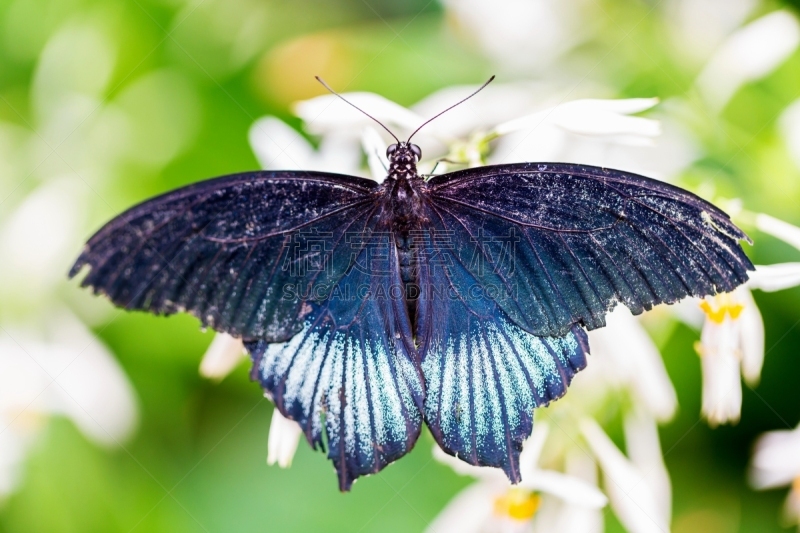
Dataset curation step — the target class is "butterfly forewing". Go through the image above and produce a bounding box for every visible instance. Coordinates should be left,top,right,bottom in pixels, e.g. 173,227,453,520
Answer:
426,162,753,338
70,171,380,342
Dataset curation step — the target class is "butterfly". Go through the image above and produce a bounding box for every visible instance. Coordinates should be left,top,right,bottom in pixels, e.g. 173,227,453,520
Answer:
70,77,753,490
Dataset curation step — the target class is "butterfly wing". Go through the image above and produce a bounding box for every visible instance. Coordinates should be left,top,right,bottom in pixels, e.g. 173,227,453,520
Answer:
71,171,424,490
70,171,380,342
246,233,424,491
426,162,753,338
413,222,589,482
415,161,751,479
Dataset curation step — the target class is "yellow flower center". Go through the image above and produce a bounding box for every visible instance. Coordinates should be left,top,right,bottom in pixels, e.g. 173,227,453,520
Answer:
793,476,800,494
493,488,540,521
699,293,744,324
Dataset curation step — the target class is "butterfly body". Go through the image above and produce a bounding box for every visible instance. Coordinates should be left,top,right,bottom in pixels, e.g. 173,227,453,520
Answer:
376,142,428,335
71,140,753,490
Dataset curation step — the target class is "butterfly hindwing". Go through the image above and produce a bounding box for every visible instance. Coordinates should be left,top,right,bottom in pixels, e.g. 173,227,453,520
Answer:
414,224,588,481
427,162,753,337
70,171,380,342
246,233,425,490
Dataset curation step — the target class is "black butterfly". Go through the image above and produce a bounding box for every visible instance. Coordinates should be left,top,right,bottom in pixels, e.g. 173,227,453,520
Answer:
70,79,753,490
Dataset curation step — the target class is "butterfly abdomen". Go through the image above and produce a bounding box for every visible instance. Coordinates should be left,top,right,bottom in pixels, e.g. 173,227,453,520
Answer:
382,170,429,338
395,231,420,332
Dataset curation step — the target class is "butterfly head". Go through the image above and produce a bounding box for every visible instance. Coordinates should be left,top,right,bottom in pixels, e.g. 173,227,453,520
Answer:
386,142,422,164
386,142,422,180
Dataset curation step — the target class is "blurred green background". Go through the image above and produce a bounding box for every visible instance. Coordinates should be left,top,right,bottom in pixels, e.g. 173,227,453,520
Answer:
1,0,800,531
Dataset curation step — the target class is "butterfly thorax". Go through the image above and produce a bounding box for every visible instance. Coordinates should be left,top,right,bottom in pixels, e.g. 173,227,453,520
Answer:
380,142,427,231
387,157,418,182
383,142,428,332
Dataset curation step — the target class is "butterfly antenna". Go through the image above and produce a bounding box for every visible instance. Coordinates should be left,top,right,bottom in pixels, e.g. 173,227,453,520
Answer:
406,75,495,143
315,76,400,144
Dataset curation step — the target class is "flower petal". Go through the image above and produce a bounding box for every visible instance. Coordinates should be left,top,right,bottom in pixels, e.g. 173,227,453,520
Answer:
46,314,139,446
266,410,303,468
0,316,137,450
671,297,706,330
736,289,765,386
589,307,678,421
293,92,422,136
432,445,508,483
424,481,498,533
696,10,800,110
699,317,742,426
520,469,607,508
580,418,669,533
551,451,606,533
494,98,660,139
0,417,34,497
750,425,800,489
755,214,800,252
0,178,86,298
783,485,800,526
361,126,389,183
410,82,542,139
519,421,550,476
550,100,661,138
315,135,362,176
780,97,800,170
199,333,245,380
249,116,315,170
624,410,672,524
668,0,758,61
440,0,589,71
749,263,800,292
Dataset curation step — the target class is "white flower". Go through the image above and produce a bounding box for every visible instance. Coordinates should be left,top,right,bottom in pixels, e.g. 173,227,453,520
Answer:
31,21,115,125
756,213,800,252
0,312,138,497
542,450,605,533
586,306,678,422
291,86,673,179
749,424,800,526
441,0,593,72
748,263,800,292
666,0,758,62
695,288,761,425
426,422,607,533
0,177,86,303
622,410,672,525
488,98,670,176
360,126,390,182
267,410,303,468
580,415,671,533
409,82,548,140
780,98,800,170
199,333,246,380
493,98,661,141
249,116,361,175
696,10,800,110
293,92,422,138
694,214,800,426
24,20,199,184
